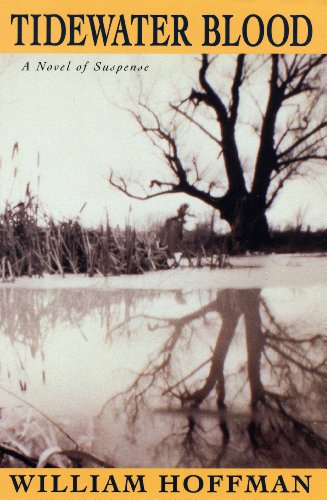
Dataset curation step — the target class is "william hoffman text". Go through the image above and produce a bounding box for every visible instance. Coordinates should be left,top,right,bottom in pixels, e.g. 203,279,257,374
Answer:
7,472,311,494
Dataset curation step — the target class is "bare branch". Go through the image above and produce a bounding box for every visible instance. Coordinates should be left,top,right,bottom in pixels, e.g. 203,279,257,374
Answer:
277,122,327,159
266,169,294,208
281,55,326,100
277,154,327,168
229,54,245,126
189,55,228,124
109,170,180,200
252,55,281,197
170,103,222,146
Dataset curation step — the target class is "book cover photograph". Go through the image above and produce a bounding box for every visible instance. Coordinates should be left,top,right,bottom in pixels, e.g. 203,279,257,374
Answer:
0,1,325,498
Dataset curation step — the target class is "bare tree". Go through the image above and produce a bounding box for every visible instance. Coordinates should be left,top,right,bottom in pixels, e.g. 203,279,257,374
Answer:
109,54,326,251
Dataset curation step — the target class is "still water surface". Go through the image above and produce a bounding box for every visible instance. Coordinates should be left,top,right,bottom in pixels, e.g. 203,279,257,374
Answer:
0,285,325,467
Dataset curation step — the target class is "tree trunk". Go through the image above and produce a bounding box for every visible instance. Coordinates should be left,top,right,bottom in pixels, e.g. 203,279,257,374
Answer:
219,193,271,252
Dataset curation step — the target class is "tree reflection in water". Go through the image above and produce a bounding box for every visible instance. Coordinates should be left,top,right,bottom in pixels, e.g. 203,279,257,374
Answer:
0,286,325,467
100,288,326,467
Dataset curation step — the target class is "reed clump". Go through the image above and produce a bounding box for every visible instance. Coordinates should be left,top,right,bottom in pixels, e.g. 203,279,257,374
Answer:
0,192,169,280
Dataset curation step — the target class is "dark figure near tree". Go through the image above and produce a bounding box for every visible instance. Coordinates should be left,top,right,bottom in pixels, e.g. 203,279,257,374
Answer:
163,204,192,255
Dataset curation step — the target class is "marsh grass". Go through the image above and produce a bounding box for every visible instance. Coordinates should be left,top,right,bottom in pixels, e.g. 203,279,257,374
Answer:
0,404,114,467
0,188,230,280
0,188,172,280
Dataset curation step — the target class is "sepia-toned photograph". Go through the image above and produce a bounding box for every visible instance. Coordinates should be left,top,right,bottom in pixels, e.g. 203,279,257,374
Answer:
0,54,325,468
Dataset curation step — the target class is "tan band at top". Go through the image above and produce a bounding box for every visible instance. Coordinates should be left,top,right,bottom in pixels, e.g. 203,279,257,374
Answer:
1,0,325,53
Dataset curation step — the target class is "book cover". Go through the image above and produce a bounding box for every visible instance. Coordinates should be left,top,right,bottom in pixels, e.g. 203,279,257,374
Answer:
0,1,325,499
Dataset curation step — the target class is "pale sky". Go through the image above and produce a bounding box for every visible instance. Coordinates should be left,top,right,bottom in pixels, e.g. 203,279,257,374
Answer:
0,54,325,231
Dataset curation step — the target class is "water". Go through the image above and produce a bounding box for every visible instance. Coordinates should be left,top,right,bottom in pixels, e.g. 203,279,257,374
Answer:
0,284,325,467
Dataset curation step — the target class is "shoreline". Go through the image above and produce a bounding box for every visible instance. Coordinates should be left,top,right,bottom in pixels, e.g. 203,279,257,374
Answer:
0,254,325,291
